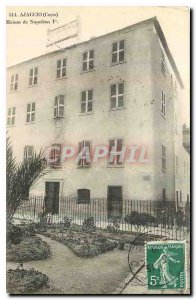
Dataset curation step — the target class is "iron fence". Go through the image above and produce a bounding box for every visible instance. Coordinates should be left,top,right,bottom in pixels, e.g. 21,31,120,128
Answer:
14,196,190,240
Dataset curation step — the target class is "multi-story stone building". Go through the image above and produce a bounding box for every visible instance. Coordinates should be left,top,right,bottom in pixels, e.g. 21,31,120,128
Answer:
7,17,190,217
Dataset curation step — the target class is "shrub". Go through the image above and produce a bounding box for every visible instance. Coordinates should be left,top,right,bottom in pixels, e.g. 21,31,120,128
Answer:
38,212,48,226
20,223,36,237
7,268,48,294
124,211,157,229
7,236,51,262
69,223,82,232
94,233,107,244
82,217,96,232
61,217,72,230
106,225,116,233
7,224,23,245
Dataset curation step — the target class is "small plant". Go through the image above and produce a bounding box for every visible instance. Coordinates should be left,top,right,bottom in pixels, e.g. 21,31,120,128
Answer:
82,217,96,232
7,224,23,245
112,217,120,232
106,225,116,233
38,211,48,224
61,217,72,230
118,238,125,250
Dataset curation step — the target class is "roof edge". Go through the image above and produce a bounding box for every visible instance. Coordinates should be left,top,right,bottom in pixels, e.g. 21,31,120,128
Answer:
7,16,185,89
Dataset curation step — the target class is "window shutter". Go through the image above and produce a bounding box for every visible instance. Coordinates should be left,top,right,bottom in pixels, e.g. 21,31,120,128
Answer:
78,141,83,167
84,141,91,166
24,146,27,159
54,96,58,117
109,139,115,165
55,144,61,167
50,144,61,168
117,139,123,164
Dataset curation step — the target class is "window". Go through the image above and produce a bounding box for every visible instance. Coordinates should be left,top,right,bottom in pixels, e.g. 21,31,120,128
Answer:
112,40,125,64
77,189,90,204
81,90,93,113
108,139,123,166
161,90,166,117
7,107,16,126
161,50,166,75
24,146,34,160
83,50,94,71
49,144,62,168
10,74,18,91
29,67,38,86
176,155,179,177
162,144,166,171
26,102,35,123
54,95,65,118
56,58,66,78
111,82,124,109
78,141,91,167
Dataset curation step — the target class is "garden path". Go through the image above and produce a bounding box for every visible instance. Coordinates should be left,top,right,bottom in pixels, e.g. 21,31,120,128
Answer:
7,234,131,294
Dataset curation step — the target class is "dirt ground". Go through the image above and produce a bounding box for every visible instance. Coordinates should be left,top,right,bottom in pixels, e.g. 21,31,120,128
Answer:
7,234,132,294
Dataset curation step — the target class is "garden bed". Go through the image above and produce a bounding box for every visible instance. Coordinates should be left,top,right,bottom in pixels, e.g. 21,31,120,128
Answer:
44,229,118,258
7,268,49,294
7,236,51,262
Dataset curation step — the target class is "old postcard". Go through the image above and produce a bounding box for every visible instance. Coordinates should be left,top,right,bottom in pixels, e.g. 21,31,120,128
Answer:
6,6,190,295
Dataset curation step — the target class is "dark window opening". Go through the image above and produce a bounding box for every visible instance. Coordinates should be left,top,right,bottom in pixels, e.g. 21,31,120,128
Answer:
77,189,90,204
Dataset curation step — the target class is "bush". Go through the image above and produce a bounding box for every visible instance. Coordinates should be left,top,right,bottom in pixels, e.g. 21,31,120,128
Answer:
38,212,48,226
124,211,157,229
82,217,96,232
7,236,51,262
106,225,116,233
7,224,23,245
20,223,36,237
44,230,117,258
7,268,49,294
69,240,118,258
60,217,72,230
69,223,82,232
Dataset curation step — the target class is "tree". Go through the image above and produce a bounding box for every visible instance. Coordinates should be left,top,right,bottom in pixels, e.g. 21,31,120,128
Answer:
6,136,47,223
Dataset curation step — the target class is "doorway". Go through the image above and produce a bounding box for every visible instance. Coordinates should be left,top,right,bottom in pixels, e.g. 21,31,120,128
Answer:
44,182,60,214
107,186,122,219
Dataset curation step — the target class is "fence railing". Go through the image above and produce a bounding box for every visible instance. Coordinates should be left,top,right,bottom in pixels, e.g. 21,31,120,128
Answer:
14,196,190,240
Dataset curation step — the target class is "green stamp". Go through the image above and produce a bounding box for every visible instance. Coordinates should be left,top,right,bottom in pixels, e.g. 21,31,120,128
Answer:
146,241,186,290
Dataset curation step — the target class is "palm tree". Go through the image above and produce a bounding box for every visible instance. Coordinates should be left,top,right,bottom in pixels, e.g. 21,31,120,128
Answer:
6,136,47,223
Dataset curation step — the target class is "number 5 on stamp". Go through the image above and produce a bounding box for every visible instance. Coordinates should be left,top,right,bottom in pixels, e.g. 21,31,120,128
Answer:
145,241,186,290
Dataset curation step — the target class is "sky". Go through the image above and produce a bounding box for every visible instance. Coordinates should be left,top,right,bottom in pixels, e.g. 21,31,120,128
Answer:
6,6,189,124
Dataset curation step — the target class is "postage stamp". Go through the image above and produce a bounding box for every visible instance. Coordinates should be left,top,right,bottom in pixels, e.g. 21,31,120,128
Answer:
145,241,186,290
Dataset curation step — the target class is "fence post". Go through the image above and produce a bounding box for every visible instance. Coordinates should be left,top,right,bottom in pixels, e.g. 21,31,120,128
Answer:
33,197,37,221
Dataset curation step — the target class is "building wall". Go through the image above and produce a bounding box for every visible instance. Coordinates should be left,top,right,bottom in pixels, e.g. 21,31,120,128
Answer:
150,25,190,203
7,21,189,207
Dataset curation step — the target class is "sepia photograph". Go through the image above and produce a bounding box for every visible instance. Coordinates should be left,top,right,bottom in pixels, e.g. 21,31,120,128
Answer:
6,5,190,295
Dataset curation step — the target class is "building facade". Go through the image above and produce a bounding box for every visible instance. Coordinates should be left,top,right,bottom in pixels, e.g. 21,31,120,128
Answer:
7,17,190,217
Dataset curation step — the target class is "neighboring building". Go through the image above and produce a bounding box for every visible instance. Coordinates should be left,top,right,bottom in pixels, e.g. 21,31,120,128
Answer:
7,17,190,217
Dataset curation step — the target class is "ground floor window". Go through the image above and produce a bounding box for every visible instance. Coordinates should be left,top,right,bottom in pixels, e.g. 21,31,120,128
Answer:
77,189,90,204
